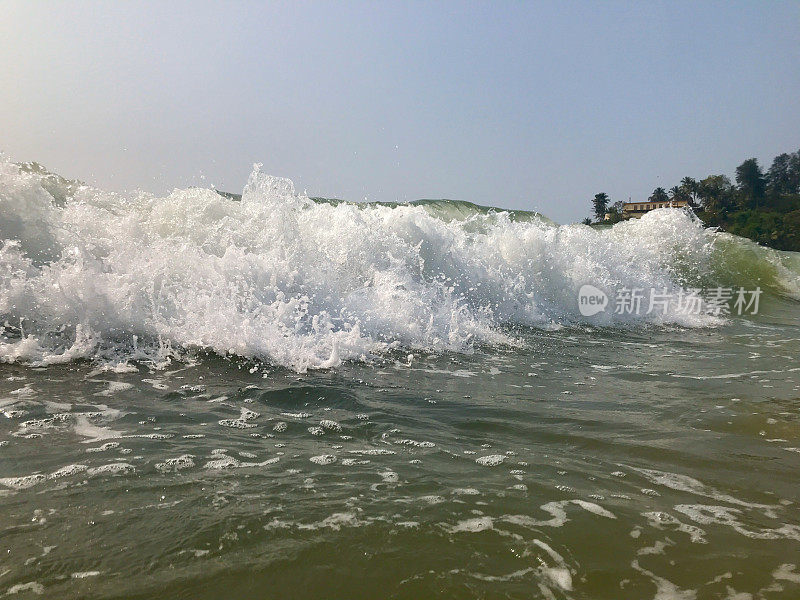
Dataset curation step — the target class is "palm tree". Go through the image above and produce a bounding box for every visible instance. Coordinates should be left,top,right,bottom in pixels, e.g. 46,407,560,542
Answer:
680,177,699,206
592,193,610,221
648,187,669,204
669,186,690,204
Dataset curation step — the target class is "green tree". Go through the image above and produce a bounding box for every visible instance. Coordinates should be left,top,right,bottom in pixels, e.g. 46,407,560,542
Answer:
581,217,592,225
592,192,610,221
698,175,735,213
735,158,766,209
786,149,800,194
605,200,626,223
680,176,699,206
767,153,793,196
682,149,800,251
669,186,690,204
648,187,669,204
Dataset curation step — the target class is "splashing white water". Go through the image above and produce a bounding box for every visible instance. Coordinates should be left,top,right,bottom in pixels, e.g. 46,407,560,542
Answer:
0,157,786,371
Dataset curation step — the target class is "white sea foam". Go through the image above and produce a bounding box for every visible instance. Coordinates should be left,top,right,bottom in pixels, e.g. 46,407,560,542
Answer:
5,159,784,371
48,464,88,479
0,473,46,490
348,448,396,456
6,582,44,595
395,439,436,448
71,571,101,579
218,406,260,429
74,415,122,443
544,568,572,592
86,462,135,477
93,381,134,397
629,467,775,512
155,454,195,473
503,499,616,529
449,516,495,533
86,442,120,453
476,454,505,466
203,451,279,470
297,512,366,531
673,504,800,541
0,460,135,490
341,458,369,466
643,511,707,544
632,560,697,600
379,470,399,483
773,564,800,584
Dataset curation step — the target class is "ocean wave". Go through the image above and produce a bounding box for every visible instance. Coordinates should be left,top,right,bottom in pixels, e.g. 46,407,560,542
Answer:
1,158,798,370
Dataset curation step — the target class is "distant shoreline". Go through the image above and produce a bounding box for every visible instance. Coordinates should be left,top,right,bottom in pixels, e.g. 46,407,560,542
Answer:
585,148,800,252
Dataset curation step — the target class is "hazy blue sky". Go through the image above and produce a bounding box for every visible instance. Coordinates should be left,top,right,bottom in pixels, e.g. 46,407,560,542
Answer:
1,1,798,223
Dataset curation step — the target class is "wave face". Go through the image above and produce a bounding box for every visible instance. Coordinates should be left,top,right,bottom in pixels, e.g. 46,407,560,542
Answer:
1,159,798,370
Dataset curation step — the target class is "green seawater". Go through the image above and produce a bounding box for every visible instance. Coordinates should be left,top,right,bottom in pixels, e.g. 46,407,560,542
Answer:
2,309,800,599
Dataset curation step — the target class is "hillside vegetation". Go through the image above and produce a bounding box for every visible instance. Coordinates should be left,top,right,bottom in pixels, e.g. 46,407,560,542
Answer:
585,149,800,251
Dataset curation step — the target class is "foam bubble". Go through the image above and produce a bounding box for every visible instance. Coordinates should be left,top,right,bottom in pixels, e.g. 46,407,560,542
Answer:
643,511,707,544
449,516,494,533
395,439,436,448
0,473,46,490
86,442,120,453
503,499,616,529
6,582,44,595
379,470,399,483
155,454,195,473
219,406,260,429
86,462,135,477
297,512,365,531
48,464,88,479
674,504,800,541
476,454,506,466
71,571,101,579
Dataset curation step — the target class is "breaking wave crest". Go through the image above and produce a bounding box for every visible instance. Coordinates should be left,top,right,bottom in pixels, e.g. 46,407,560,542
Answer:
1,158,798,370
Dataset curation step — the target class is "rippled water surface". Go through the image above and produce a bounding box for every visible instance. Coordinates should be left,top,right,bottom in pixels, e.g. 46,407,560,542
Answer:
2,315,800,599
